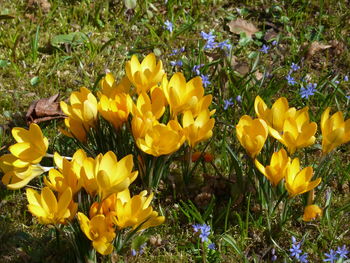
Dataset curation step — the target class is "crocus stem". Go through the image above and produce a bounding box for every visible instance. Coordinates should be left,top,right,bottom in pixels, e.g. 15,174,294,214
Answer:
148,157,156,189
55,225,60,248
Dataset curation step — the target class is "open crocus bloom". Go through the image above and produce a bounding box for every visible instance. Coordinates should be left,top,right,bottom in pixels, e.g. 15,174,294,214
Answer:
78,212,116,255
254,148,290,186
125,53,165,94
9,123,49,167
26,187,77,225
285,158,321,197
113,189,165,230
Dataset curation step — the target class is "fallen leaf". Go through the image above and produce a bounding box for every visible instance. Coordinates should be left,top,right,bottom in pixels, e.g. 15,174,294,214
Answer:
306,41,332,59
234,62,250,76
26,93,66,124
227,18,258,38
264,28,278,42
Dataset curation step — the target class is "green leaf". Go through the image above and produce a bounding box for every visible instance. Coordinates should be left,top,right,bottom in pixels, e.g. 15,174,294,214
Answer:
30,76,40,86
50,32,88,48
124,0,137,9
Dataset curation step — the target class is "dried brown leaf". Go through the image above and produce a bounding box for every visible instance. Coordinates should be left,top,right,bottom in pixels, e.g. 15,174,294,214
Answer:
26,93,66,124
306,41,332,59
227,18,258,38
28,0,51,13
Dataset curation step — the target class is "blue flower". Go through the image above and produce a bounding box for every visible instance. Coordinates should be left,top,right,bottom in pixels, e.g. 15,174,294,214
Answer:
236,95,242,103
299,253,308,263
200,31,217,49
290,63,300,72
336,245,349,259
192,64,204,75
271,248,277,261
323,249,338,262
200,31,215,42
170,47,185,56
272,40,278,46
164,20,173,32
290,243,302,259
217,40,232,51
344,75,349,82
291,236,297,244
260,44,270,54
300,83,317,99
192,223,211,243
131,249,137,256
286,74,297,85
223,98,234,110
200,74,211,87
199,224,211,242
346,95,350,100
170,60,183,67
208,243,216,250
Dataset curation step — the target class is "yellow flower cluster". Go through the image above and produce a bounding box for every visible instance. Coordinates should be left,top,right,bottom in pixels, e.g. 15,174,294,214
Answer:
60,53,215,156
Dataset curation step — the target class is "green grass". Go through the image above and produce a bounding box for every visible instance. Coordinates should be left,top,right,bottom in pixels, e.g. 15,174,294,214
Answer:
1,0,350,262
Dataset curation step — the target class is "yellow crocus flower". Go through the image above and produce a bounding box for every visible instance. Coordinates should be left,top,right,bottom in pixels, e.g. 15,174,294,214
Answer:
98,92,132,129
135,120,185,156
182,109,215,148
99,73,131,98
113,189,165,230
44,158,82,195
1,154,46,189
285,158,321,197
77,212,116,255
254,96,298,133
9,123,49,167
161,72,204,117
269,108,317,154
254,148,290,186
80,151,138,200
125,53,165,94
236,116,269,158
302,204,322,221
321,107,350,154
60,87,98,129
26,187,77,225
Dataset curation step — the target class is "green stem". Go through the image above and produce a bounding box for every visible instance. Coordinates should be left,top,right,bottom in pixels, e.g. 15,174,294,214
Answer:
148,156,156,189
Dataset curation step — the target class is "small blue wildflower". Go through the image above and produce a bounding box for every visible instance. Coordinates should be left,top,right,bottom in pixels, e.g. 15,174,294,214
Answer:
272,40,278,46
291,236,297,244
200,74,211,87
323,249,338,262
223,98,234,110
286,74,297,86
290,63,301,72
131,249,137,256
200,31,215,42
217,40,232,51
299,253,308,263
164,20,173,32
300,83,317,99
346,95,350,100
334,80,340,84
208,243,216,250
170,47,185,56
271,248,277,262
192,223,201,233
204,39,217,49
192,64,204,75
344,75,349,82
336,245,349,259
199,224,211,242
170,60,183,67
236,95,242,103
290,243,302,259
260,44,270,54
